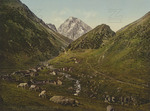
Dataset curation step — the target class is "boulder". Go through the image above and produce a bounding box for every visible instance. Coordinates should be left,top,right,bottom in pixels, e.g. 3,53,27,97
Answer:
39,90,46,98
37,67,43,71
30,73,39,77
20,70,30,74
53,81,57,85
68,87,73,90
50,96,79,106
57,80,62,85
105,95,111,103
52,71,57,75
17,83,28,88
74,58,79,64
112,97,115,103
68,67,72,72
29,85,41,91
62,68,66,71
107,105,115,111
29,68,37,73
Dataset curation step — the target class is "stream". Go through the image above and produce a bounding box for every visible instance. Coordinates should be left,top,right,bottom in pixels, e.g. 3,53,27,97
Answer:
0,62,82,96
57,72,81,96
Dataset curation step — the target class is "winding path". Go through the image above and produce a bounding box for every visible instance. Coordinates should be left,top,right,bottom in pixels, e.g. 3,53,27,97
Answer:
86,57,148,88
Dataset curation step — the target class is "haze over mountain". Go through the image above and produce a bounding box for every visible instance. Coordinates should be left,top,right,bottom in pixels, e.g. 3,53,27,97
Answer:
58,17,92,40
0,0,71,73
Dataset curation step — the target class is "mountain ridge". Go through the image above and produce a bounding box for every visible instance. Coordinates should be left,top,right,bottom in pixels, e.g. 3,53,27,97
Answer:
47,23,57,32
67,24,115,50
0,0,71,74
49,11,150,108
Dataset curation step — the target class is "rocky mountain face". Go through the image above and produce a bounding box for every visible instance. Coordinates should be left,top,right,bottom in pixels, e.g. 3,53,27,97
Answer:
47,23,57,32
0,0,71,73
68,24,115,50
58,17,92,40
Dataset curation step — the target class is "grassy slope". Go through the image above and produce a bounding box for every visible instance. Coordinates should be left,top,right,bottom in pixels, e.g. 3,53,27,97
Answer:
50,50,149,104
0,0,71,74
97,12,150,84
0,1,149,111
48,12,150,110
66,11,150,87
68,24,115,50
0,68,139,111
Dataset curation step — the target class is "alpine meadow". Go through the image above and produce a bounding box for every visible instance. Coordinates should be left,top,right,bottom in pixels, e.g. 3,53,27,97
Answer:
0,0,150,111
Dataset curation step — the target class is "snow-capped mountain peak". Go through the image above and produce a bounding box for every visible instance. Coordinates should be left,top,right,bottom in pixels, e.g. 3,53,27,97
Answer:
58,17,92,40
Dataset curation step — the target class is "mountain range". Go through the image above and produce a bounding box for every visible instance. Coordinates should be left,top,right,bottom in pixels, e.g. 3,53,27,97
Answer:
49,11,150,111
0,0,150,111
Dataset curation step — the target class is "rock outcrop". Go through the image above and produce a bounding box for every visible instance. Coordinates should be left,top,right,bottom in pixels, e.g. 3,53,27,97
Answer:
47,23,57,32
106,105,115,111
50,96,79,106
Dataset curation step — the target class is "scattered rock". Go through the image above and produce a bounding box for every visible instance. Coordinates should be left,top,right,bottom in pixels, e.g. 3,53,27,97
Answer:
18,70,30,74
51,71,57,75
17,83,28,88
74,58,79,64
68,67,73,72
50,96,79,106
30,79,35,84
68,87,73,90
29,85,41,91
57,80,63,85
48,65,55,70
105,95,111,103
45,80,50,84
39,90,46,98
112,97,115,103
30,73,39,77
53,81,57,85
107,105,115,111
62,68,67,71
37,67,43,71
29,68,37,73
74,80,81,96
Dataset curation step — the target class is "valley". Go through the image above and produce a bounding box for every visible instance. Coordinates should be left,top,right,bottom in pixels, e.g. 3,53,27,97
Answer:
0,0,150,111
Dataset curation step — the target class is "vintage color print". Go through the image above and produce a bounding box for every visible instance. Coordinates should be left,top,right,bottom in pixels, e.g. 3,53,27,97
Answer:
0,0,150,111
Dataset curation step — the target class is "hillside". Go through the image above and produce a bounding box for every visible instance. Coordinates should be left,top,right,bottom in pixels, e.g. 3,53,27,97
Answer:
98,11,150,83
0,0,150,111
48,11,150,110
0,0,71,74
68,24,115,50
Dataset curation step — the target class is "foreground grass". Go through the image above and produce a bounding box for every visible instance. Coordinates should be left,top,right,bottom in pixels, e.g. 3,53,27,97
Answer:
0,75,142,111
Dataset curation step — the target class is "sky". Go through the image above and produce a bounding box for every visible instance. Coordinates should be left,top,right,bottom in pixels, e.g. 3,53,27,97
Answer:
20,0,150,31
